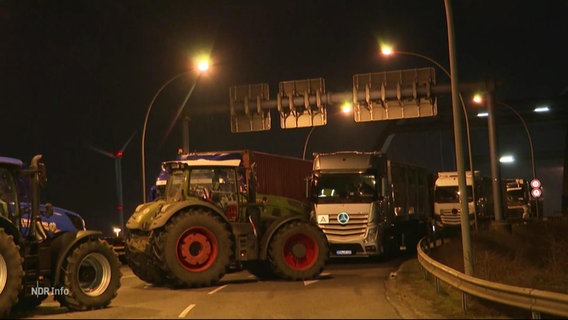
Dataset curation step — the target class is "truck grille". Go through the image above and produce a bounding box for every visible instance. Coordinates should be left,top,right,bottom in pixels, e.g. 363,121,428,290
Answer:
319,212,368,237
440,209,462,225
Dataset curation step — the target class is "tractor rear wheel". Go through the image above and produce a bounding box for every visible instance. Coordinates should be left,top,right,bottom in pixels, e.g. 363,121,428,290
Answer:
153,209,233,288
125,231,165,285
268,220,328,280
56,239,122,311
0,229,23,318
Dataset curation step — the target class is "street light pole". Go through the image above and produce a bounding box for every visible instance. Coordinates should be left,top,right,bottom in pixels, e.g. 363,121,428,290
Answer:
445,0,474,276
141,71,191,203
303,126,316,160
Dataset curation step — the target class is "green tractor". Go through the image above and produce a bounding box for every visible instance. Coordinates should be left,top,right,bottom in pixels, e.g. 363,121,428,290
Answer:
125,153,328,288
0,155,121,318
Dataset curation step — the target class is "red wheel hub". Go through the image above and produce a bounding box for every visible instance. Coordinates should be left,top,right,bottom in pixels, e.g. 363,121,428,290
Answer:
282,233,318,270
177,226,218,272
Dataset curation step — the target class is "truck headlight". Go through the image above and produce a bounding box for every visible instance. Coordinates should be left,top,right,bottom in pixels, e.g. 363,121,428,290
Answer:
364,227,378,243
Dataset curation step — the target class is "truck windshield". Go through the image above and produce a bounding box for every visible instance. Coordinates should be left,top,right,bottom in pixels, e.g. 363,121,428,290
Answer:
313,173,376,204
506,188,526,205
435,186,473,203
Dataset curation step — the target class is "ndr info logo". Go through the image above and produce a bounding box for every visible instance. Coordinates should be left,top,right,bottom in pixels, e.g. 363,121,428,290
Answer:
31,281,69,296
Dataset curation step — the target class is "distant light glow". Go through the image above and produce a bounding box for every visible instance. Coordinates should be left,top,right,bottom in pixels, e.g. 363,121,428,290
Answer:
197,60,209,72
534,106,550,113
341,102,353,114
380,46,393,56
472,94,483,104
193,54,210,73
500,155,515,163
477,112,488,117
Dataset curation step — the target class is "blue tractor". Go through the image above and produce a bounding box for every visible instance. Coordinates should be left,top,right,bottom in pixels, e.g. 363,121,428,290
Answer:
0,155,122,317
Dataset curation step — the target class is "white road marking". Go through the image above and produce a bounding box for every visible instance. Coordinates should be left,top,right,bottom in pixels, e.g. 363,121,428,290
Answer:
178,303,196,318
304,279,319,286
207,284,228,295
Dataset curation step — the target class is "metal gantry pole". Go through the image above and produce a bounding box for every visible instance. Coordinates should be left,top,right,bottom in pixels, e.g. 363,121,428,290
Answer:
486,92,509,230
444,0,474,276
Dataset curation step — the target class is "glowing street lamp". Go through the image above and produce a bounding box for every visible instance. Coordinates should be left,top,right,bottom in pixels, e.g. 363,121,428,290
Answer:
141,56,210,203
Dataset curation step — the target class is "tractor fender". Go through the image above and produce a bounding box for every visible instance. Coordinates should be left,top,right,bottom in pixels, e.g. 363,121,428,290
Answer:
257,214,310,260
126,200,166,231
0,216,20,243
148,199,229,230
52,230,103,285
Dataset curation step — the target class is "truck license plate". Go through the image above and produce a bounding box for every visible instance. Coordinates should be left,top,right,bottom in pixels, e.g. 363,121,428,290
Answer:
336,250,352,255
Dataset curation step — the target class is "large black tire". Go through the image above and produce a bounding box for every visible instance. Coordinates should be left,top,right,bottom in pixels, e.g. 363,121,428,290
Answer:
12,294,48,310
242,260,276,280
268,220,328,280
0,229,23,318
153,209,233,288
125,231,166,285
55,239,122,311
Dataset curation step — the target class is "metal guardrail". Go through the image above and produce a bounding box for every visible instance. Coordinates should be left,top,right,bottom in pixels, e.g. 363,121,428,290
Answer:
417,238,568,319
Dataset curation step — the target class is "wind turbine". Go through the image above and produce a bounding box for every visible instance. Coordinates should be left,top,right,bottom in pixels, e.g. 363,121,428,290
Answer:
89,131,137,232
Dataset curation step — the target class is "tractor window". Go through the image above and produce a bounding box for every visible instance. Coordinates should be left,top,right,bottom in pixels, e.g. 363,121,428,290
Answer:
211,168,238,208
188,169,215,201
0,168,17,217
165,170,186,202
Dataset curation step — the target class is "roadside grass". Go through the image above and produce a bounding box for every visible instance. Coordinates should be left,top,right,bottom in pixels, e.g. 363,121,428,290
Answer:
397,259,516,319
398,216,568,319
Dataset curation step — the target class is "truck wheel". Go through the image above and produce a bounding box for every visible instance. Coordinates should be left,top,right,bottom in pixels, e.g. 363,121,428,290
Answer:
125,231,165,285
56,239,122,311
268,220,328,280
0,230,23,318
153,209,233,288
242,260,275,280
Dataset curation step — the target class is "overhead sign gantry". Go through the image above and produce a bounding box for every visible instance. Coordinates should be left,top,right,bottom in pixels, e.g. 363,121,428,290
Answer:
229,67,437,133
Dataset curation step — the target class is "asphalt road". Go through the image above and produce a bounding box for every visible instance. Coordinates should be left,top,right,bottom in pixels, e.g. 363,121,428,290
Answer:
13,255,425,319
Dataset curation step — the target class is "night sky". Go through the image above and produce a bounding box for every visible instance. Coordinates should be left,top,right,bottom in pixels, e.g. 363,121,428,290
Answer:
2,1,567,234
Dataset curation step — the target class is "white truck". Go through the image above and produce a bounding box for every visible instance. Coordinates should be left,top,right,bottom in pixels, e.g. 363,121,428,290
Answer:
433,171,493,229
307,151,431,258
503,178,532,222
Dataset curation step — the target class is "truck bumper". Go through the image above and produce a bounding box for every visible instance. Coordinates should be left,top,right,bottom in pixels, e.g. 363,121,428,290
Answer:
327,240,380,258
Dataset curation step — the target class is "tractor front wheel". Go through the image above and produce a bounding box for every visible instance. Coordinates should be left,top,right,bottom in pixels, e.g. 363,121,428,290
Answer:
125,231,165,285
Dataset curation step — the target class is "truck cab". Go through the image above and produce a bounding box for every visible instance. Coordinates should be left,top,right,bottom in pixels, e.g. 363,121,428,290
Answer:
503,178,531,222
433,171,493,229
308,151,430,258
